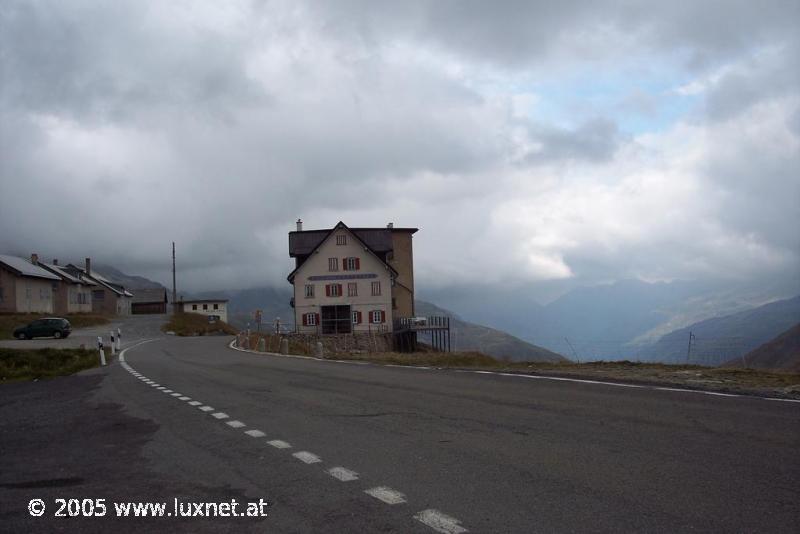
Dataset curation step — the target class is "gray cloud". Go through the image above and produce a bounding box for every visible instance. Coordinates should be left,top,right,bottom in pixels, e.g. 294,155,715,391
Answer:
1,0,798,295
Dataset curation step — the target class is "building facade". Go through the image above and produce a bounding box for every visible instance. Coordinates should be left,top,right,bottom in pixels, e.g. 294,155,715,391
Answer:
37,257,94,314
288,221,417,334
0,254,60,313
131,288,168,314
64,259,133,316
179,299,228,323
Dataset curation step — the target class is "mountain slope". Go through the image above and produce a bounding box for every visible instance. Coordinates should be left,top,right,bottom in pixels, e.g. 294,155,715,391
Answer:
726,323,800,371
415,300,566,363
637,296,800,365
94,264,167,290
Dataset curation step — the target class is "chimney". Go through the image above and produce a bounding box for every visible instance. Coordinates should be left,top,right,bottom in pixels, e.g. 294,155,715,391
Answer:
387,222,394,229
30,253,39,265
53,259,58,265
85,257,91,274
296,218,303,232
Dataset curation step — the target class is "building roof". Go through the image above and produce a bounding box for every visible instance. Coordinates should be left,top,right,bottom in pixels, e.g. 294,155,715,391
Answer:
180,299,228,304
289,226,417,257
66,264,133,297
131,288,168,304
0,254,61,281
39,263,88,285
287,221,400,283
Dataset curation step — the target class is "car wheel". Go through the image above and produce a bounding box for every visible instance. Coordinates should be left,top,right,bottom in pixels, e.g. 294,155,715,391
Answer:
54,331,62,339
16,333,26,340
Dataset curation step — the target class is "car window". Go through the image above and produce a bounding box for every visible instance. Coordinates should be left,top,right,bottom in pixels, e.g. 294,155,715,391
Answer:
31,320,45,327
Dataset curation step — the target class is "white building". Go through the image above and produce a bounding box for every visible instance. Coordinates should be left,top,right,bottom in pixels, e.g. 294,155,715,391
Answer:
288,221,414,334
179,299,228,323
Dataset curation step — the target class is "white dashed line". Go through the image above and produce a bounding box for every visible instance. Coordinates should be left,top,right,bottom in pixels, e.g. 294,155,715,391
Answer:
199,406,214,412
244,429,266,437
211,412,229,419
267,440,291,449
188,401,202,406
327,467,359,482
163,389,173,393
150,383,160,387
365,486,407,505
178,396,191,401
226,420,246,428
170,392,182,397
156,387,167,390
292,451,321,464
414,509,468,534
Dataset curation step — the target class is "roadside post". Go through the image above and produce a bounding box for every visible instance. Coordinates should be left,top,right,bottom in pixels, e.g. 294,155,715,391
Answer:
280,337,289,355
110,331,116,355
116,328,122,351
97,336,107,366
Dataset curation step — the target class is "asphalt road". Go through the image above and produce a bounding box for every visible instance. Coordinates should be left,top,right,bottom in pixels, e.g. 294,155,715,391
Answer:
2,322,799,533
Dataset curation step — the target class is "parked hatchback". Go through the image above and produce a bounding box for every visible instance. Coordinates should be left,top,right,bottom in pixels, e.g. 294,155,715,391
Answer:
13,318,72,340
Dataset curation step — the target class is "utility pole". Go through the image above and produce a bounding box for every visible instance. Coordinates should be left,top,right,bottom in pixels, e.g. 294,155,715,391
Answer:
172,242,177,314
686,331,695,364
565,337,581,363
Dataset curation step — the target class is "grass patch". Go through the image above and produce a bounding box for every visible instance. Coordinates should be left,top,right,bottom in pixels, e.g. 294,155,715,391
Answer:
0,313,110,340
0,347,102,382
162,312,237,337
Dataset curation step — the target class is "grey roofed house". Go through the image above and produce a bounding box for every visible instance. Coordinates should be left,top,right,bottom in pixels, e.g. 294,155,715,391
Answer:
0,254,61,281
39,262,96,285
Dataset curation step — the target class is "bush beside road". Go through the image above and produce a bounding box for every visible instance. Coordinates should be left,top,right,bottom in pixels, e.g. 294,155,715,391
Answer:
0,347,104,382
162,313,237,337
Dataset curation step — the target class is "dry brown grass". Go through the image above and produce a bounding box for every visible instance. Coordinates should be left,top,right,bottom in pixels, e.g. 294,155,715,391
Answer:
162,312,237,337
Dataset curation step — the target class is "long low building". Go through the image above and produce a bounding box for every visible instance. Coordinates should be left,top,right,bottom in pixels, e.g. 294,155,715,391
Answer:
0,254,61,313
131,288,168,314
178,299,228,323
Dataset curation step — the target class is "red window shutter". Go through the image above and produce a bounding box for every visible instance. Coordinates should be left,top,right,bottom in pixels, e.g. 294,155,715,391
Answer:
356,311,362,324
380,310,386,323
326,284,331,297
315,313,320,325
355,258,360,270
337,284,343,296
302,313,308,326
342,258,348,271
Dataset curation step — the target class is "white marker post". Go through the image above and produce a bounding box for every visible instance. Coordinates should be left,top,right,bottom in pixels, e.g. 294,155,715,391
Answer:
116,328,122,351
110,331,116,355
97,336,107,366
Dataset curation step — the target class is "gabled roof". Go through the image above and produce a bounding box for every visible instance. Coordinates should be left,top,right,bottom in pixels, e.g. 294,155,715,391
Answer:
39,263,86,285
66,264,133,297
289,226,417,257
0,254,61,281
287,221,398,283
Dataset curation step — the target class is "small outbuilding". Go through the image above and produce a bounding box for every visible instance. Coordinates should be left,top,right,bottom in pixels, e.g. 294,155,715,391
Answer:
131,288,168,314
179,299,228,323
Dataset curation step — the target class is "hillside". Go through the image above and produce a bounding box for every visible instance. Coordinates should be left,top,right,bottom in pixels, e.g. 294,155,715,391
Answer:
637,296,800,365
726,323,800,372
94,264,166,290
415,300,566,363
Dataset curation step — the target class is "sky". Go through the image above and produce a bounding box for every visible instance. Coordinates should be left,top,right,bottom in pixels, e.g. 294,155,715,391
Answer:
1,0,798,298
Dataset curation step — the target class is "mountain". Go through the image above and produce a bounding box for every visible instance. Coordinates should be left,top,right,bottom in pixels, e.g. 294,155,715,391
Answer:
725,323,800,372
422,278,798,361
192,286,293,330
414,300,566,362
94,264,166,290
637,296,800,365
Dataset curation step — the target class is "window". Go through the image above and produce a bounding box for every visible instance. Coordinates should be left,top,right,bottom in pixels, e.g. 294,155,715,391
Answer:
328,257,338,271
0,287,4,302
327,284,342,297
344,257,360,271
371,281,381,296
305,313,317,326
192,304,198,310
392,297,397,309
93,290,104,301
305,284,314,298
203,304,208,310
371,310,384,324
352,311,361,324
347,283,358,297
213,303,219,310
336,235,347,245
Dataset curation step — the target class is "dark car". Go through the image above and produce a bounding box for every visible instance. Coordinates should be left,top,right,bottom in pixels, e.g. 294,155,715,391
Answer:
13,318,72,340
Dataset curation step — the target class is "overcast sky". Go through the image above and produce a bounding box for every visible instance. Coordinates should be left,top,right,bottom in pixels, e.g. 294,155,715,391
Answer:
1,1,798,297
